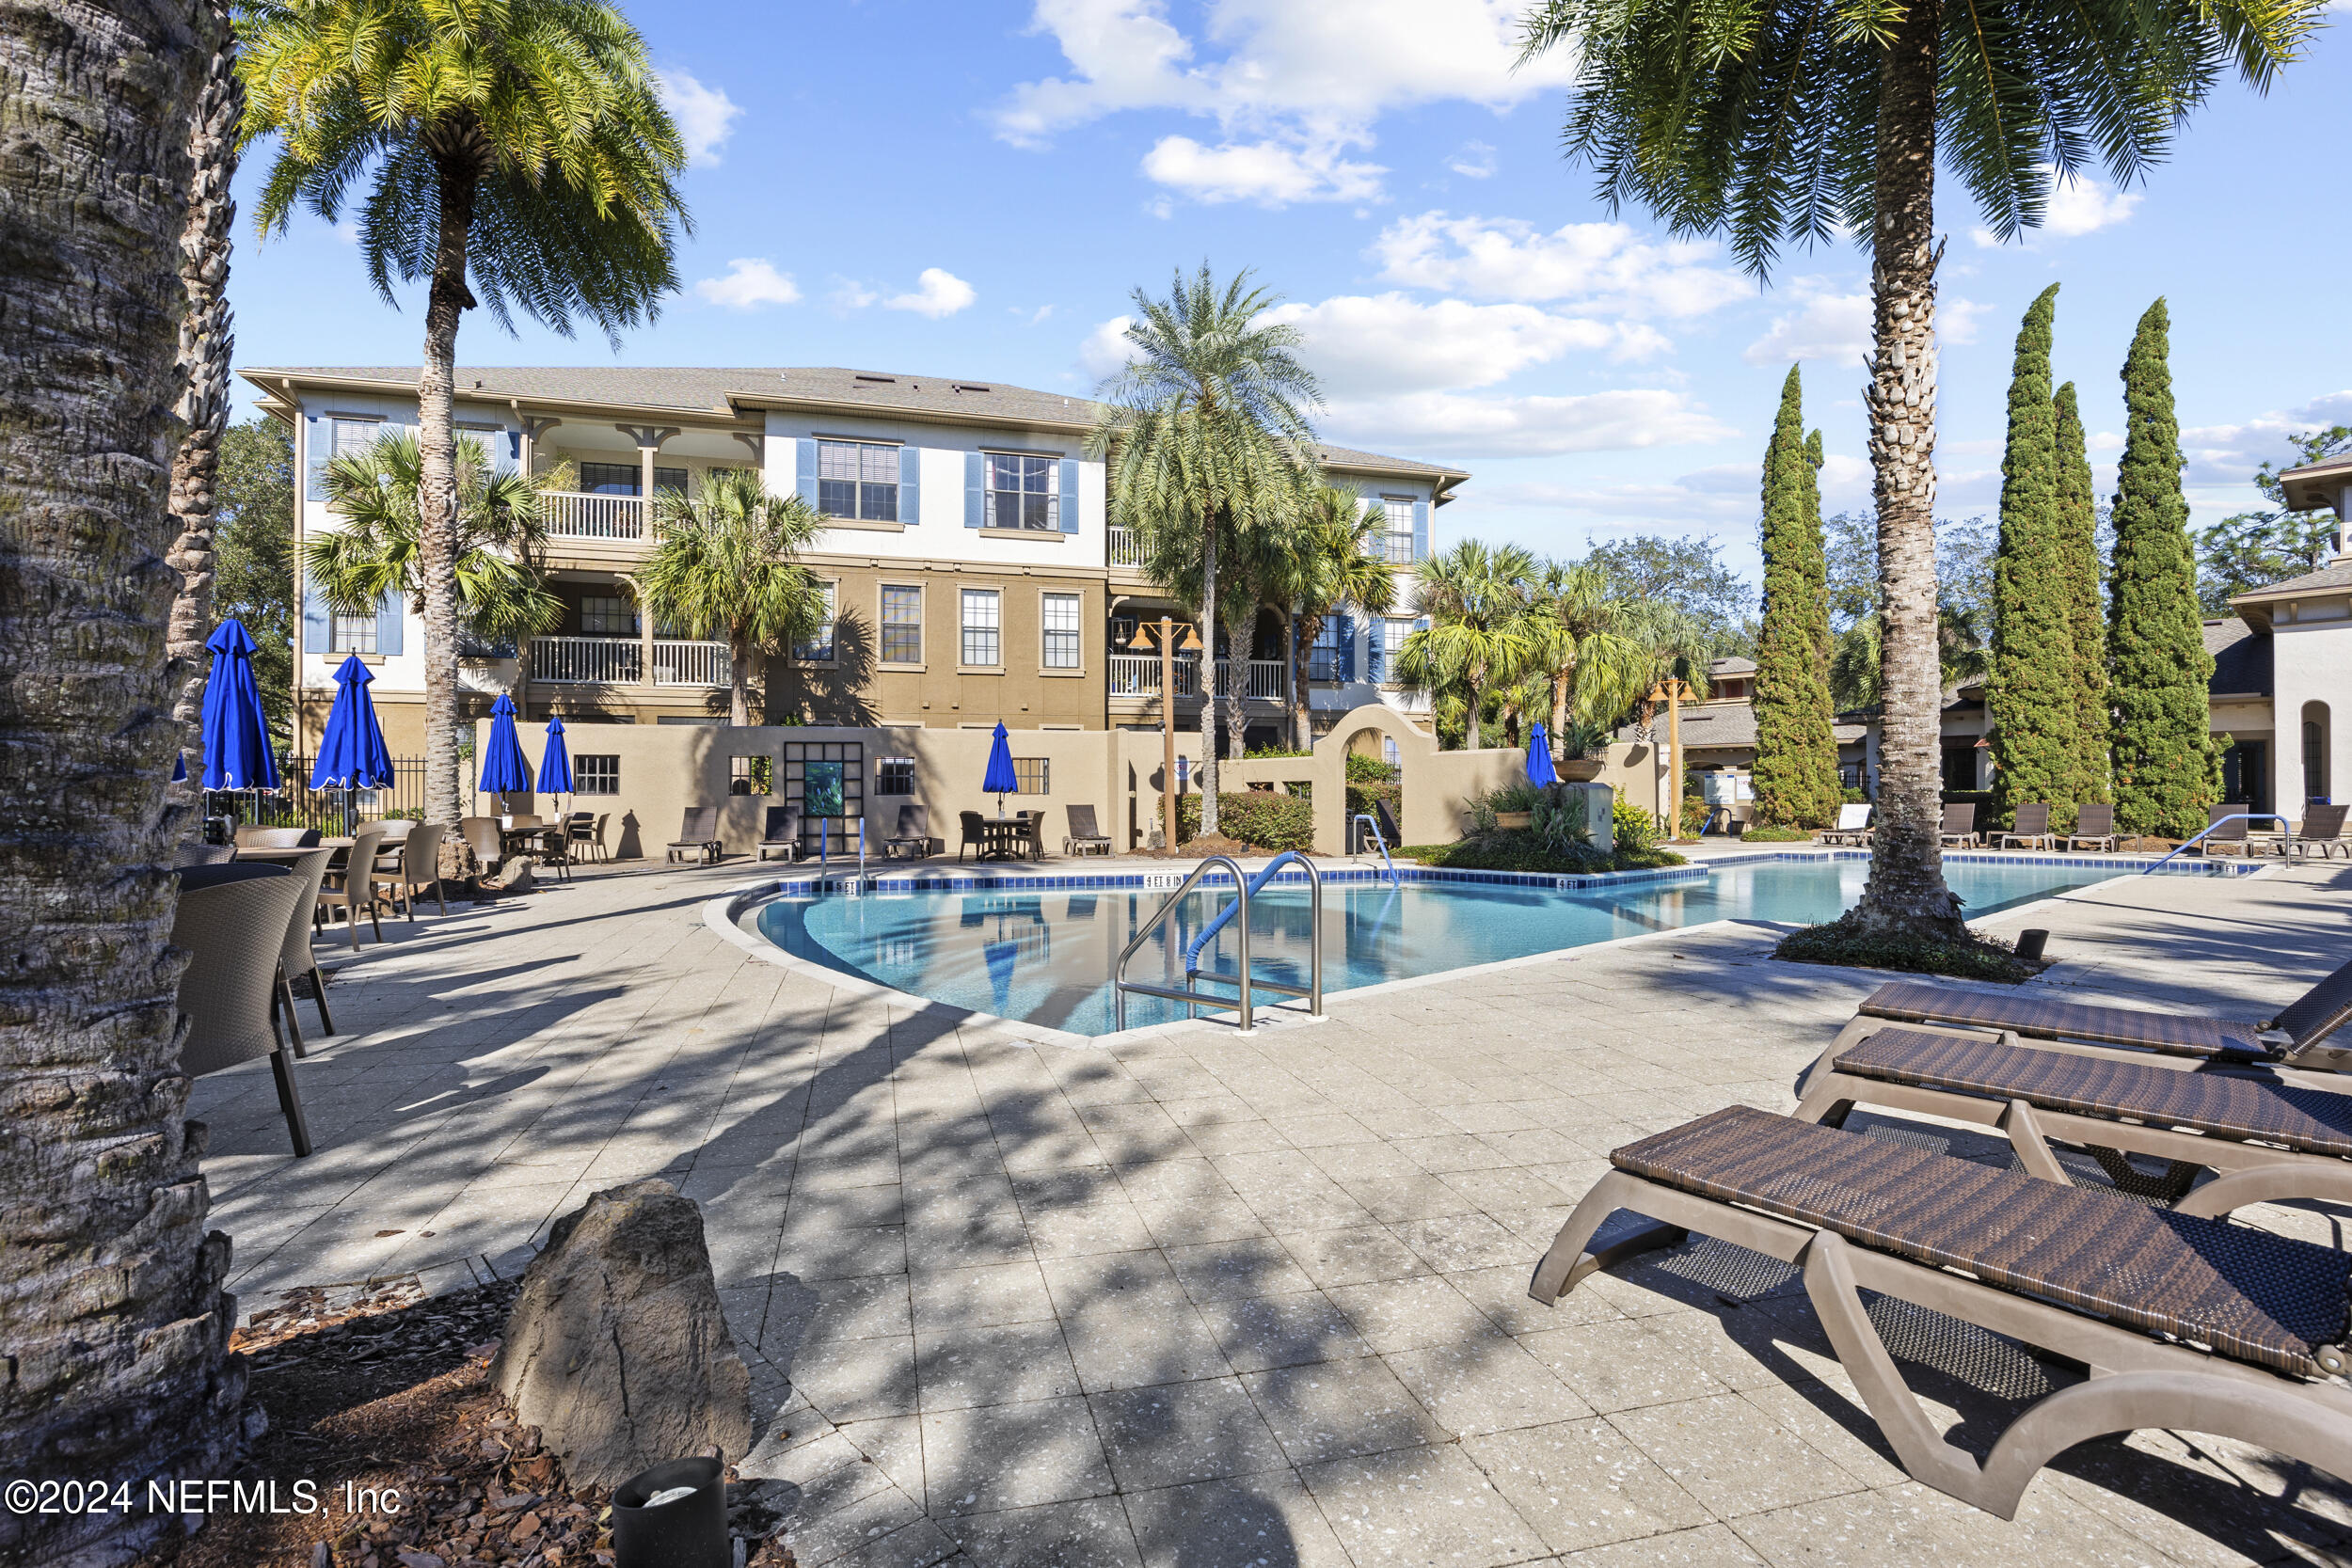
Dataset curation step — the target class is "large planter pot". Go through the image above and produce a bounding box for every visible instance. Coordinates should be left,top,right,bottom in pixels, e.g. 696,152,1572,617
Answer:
1557,758,1605,783
1494,811,1534,830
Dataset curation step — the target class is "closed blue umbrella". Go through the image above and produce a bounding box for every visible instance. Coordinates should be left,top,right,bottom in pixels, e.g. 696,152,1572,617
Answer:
981,720,1018,815
1526,721,1558,788
310,655,395,790
478,691,532,800
538,714,574,797
200,617,278,790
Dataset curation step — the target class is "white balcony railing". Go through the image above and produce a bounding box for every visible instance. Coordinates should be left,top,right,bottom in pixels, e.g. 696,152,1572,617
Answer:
531,635,730,687
1108,652,1199,697
1216,657,1289,702
543,490,646,541
1107,526,1147,568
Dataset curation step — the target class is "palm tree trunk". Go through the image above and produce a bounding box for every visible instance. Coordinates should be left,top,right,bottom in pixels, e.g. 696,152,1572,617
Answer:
1286,607,1305,750
164,0,243,819
1224,613,1249,766
0,5,249,1562
1466,667,1484,750
730,633,753,726
1849,0,1965,940
416,146,481,868
1550,672,1568,745
1198,526,1219,834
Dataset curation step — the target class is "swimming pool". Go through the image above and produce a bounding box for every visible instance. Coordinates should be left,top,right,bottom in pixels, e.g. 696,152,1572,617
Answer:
751,854,2210,1037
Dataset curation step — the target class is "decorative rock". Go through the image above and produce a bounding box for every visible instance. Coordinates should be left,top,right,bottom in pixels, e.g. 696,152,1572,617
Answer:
491,1180,752,1487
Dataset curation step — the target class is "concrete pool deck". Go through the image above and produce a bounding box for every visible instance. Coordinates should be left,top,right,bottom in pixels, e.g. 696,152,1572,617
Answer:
190,849,2352,1566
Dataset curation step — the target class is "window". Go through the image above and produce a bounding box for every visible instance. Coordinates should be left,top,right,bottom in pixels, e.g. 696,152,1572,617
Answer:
796,580,837,662
580,594,637,637
330,610,377,654
1381,497,1416,563
881,586,922,663
985,452,1058,531
1012,757,1050,794
331,417,383,459
961,588,1001,667
784,740,864,820
877,757,915,796
1041,592,1081,669
579,462,685,496
1309,620,1343,684
1372,617,1411,683
818,440,899,521
729,755,774,796
577,754,620,795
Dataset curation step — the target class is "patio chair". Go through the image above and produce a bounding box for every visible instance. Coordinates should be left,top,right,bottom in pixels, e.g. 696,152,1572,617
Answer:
1812,954,2352,1086
265,847,338,1042
958,810,988,863
666,806,721,864
756,805,803,863
1063,803,1113,857
315,822,389,951
884,803,931,860
458,816,504,872
1374,799,1403,850
1817,803,1873,847
1992,801,2056,851
175,841,235,866
1528,1105,2352,1520
2296,802,2351,860
234,825,321,849
371,821,448,919
2062,801,2118,853
2201,802,2257,857
1936,801,1979,847
1726,801,1756,836
172,863,312,1157
1015,809,1044,862
564,811,600,864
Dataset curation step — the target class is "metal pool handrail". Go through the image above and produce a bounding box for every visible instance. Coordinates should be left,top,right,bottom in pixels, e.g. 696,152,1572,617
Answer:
1112,853,1324,1036
1352,813,1400,886
2143,813,2290,872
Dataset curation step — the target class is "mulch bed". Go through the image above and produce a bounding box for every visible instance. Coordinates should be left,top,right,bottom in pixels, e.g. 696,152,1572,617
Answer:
138,1277,792,1568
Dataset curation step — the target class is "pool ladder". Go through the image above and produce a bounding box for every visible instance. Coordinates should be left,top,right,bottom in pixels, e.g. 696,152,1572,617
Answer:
1112,852,1324,1036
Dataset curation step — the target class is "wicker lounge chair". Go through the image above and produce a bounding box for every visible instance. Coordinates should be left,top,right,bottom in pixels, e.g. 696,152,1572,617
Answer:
1063,803,1112,857
172,863,313,1156
884,803,931,859
315,822,389,950
1937,801,1979,847
2201,802,2260,857
666,806,722,864
1818,803,1873,847
2297,802,2350,860
1528,1105,2352,1519
175,841,235,866
235,825,321,849
2062,801,2119,853
756,805,803,863
458,816,503,870
1992,801,2056,851
267,847,338,1042
1796,1025,2352,1210
1815,956,2352,1085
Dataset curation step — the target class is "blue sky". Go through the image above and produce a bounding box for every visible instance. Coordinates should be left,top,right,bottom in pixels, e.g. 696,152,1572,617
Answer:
228,0,2352,586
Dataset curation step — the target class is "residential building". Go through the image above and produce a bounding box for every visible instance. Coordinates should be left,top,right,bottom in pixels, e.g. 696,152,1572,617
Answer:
241,366,1465,757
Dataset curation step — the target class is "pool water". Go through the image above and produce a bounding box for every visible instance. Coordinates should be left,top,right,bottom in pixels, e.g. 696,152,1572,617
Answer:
754,859,2169,1037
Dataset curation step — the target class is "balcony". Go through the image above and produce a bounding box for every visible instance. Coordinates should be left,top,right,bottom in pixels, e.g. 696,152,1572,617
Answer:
1106,653,1286,702
1107,526,1147,569
544,490,647,542
531,635,731,687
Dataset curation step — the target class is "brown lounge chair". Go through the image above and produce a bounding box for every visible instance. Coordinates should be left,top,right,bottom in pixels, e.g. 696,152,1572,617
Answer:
1815,954,2352,1083
2296,802,2351,860
173,862,313,1156
1795,1025,2352,1211
2201,801,2265,857
1992,801,2056,851
756,805,803,863
884,803,931,859
2062,800,2118,853
1937,801,1979,847
1817,803,1872,847
1529,1105,2352,1519
1063,803,1112,857
666,805,721,863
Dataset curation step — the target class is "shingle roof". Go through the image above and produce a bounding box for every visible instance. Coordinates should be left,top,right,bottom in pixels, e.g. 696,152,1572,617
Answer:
1613,700,1867,751
240,364,1468,483
2204,616,2275,697
2229,558,2352,603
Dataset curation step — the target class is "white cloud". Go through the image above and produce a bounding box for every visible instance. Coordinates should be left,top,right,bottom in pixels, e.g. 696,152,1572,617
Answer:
1140,134,1383,205
692,258,801,310
1012,304,1056,325
1260,293,1663,401
1742,279,1870,367
1940,296,1988,346
1971,166,2141,247
2180,391,2352,487
1373,211,1752,318
1447,141,1496,179
883,268,977,319
1079,315,1140,378
831,278,880,310
1321,388,1732,459
654,68,741,167
331,217,361,245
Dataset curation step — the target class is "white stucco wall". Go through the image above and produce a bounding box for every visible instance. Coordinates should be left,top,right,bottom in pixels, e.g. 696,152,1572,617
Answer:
2266,596,2352,823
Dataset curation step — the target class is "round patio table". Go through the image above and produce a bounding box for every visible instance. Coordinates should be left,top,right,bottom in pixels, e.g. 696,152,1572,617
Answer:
979,816,1038,862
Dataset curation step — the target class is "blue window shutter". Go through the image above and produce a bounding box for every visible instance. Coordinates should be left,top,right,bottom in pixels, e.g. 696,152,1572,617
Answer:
302,581,329,653
376,592,404,657
1058,458,1080,534
964,452,985,529
306,414,328,500
898,444,920,525
495,429,520,477
795,438,820,510
1412,499,1429,562
1337,613,1355,680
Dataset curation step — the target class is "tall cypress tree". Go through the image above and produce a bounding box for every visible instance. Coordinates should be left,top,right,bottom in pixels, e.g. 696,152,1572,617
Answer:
2054,380,2109,814
1987,285,2080,829
2107,298,2217,839
1752,365,1842,828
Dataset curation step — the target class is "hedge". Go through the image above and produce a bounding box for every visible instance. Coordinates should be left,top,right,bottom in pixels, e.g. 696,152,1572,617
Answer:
1167,791,1314,852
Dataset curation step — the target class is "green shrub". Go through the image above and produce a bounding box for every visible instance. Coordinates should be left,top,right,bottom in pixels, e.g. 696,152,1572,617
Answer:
1345,751,1398,784
1399,829,1685,875
1774,921,2036,983
1247,743,1311,759
1168,791,1313,851
1346,780,1400,823
1740,824,1813,843
1612,794,1658,856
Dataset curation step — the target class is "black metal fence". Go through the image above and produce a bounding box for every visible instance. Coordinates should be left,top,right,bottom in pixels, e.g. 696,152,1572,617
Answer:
206,754,431,832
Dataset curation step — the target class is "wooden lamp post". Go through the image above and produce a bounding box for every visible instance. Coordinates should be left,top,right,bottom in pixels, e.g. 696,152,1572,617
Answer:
1649,674,1697,841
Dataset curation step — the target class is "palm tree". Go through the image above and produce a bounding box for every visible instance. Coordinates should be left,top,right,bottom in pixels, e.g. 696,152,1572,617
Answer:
3,8,246,1562
1523,562,1648,751
166,0,246,811
309,431,566,694
1396,540,1536,749
1617,604,1717,743
631,469,825,727
239,0,691,841
1520,0,2320,942
1282,487,1398,748
1091,264,1322,832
